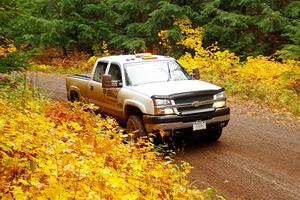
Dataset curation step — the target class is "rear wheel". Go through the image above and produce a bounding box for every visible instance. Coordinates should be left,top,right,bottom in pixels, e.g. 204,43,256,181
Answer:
70,91,79,102
207,126,223,141
126,115,147,141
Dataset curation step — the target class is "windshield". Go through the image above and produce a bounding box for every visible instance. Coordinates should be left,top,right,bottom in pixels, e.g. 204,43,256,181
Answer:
124,60,191,86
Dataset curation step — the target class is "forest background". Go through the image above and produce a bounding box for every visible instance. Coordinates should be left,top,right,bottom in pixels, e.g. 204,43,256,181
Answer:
1,0,300,59
0,1,299,198
1,0,299,115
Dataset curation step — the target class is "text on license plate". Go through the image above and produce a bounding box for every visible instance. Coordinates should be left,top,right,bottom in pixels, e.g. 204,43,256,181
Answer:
193,121,206,131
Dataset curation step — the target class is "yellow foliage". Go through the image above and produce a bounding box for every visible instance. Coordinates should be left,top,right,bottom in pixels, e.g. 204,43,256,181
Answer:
239,56,300,90
101,41,110,57
174,16,204,51
81,56,98,70
0,78,204,199
92,41,110,57
172,16,239,82
0,46,6,57
158,16,204,52
237,57,300,107
158,30,172,50
7,44,17,53
0,43,17,57
31,64,88,74
170,16,300,115
31,55,103,74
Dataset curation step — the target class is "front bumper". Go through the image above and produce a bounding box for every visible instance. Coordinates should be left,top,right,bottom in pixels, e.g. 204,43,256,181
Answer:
143,107,230,132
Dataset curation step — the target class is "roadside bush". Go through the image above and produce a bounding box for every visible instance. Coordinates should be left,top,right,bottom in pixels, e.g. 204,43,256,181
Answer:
34,48,90,68
0,76,205,199
30,64,88,75
237,57,300,113
0,52,30,73
31,42,110,74
0,38,29,73
31,54,100,74
166,16,300,115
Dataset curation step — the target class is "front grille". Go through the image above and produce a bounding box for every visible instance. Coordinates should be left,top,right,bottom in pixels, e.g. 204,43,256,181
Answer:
174,94,214,115
177,104,213,113
175,94,213,104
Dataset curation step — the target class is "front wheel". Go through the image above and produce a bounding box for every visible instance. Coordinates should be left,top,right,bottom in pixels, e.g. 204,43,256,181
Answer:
126,115,147,141
207,126,223,141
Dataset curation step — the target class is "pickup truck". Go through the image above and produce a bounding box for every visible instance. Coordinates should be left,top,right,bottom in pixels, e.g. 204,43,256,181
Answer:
66,53,230,140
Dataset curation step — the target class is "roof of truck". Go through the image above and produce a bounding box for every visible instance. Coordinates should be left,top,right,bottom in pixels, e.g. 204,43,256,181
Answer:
96,53,175,64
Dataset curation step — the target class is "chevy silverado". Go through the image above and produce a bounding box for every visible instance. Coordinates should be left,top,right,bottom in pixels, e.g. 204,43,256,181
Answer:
66,53,230,140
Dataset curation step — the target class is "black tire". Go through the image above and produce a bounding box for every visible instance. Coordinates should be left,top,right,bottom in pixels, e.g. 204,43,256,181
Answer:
126,115,147,141
207,126,223,141
70,91,79,102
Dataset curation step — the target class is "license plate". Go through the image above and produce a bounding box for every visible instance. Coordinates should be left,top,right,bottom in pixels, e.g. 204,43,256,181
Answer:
193,121,206,131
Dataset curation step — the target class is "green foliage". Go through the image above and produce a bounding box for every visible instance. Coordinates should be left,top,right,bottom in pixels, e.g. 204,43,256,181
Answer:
192,0,294,58
276,2,300,60
106,0,156,52
10,0,112,55
0,37,30,73
0,52,29,73
1,0,299,59
0,1,29,72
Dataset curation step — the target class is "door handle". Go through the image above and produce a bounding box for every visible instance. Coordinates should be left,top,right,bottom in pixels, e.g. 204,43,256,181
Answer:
90,85,94,90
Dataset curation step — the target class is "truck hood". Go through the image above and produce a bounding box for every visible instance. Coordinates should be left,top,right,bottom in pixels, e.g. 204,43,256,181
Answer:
128,80,222,97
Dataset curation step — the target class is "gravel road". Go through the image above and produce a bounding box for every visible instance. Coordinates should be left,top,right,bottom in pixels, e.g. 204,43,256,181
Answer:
27,72,300,200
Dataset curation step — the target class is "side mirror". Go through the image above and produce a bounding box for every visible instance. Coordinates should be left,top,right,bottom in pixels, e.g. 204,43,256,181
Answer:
102,74,122,88
192,68,200,80
102,74,113,88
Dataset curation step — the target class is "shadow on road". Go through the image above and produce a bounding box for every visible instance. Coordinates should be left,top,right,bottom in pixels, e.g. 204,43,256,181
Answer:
160,131,225,155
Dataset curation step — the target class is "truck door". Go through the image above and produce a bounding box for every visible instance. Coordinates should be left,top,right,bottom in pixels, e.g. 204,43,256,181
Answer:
88,61,108,106
102,62,123,119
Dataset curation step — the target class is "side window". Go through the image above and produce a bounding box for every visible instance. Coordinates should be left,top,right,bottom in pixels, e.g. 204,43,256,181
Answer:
108,63,122,81
93,62,108,82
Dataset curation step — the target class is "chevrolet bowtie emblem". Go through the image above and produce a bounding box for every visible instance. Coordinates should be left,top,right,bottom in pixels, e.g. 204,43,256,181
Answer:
192,101,202,107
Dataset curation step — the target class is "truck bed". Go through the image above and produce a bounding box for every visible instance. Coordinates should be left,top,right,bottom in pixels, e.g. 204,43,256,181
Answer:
66,73,91,101
68,73,90,80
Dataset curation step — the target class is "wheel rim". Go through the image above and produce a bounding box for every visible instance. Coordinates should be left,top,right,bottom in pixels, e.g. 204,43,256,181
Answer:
71,92,79,102
127,119,141,141
127,119,137,133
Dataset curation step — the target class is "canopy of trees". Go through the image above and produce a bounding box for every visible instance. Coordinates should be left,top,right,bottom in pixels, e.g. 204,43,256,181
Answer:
1,0,299,60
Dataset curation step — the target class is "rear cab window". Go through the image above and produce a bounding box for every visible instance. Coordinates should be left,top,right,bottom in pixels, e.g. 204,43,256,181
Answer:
93,61,108,82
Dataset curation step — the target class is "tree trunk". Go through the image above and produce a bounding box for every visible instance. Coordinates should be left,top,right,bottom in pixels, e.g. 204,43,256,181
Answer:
62,47,68,57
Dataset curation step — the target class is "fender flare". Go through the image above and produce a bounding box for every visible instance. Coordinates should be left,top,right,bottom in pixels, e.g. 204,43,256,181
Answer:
123,100,147,118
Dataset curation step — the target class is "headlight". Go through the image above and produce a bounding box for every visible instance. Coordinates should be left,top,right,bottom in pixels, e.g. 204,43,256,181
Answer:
156,108,174,115
153,99,171,106
213,100,226,108
213,91,226,108
214,91,226,100
153,99,174,115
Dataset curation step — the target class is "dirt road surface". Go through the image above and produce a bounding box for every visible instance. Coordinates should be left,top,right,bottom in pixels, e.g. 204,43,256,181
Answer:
27,72,300,200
